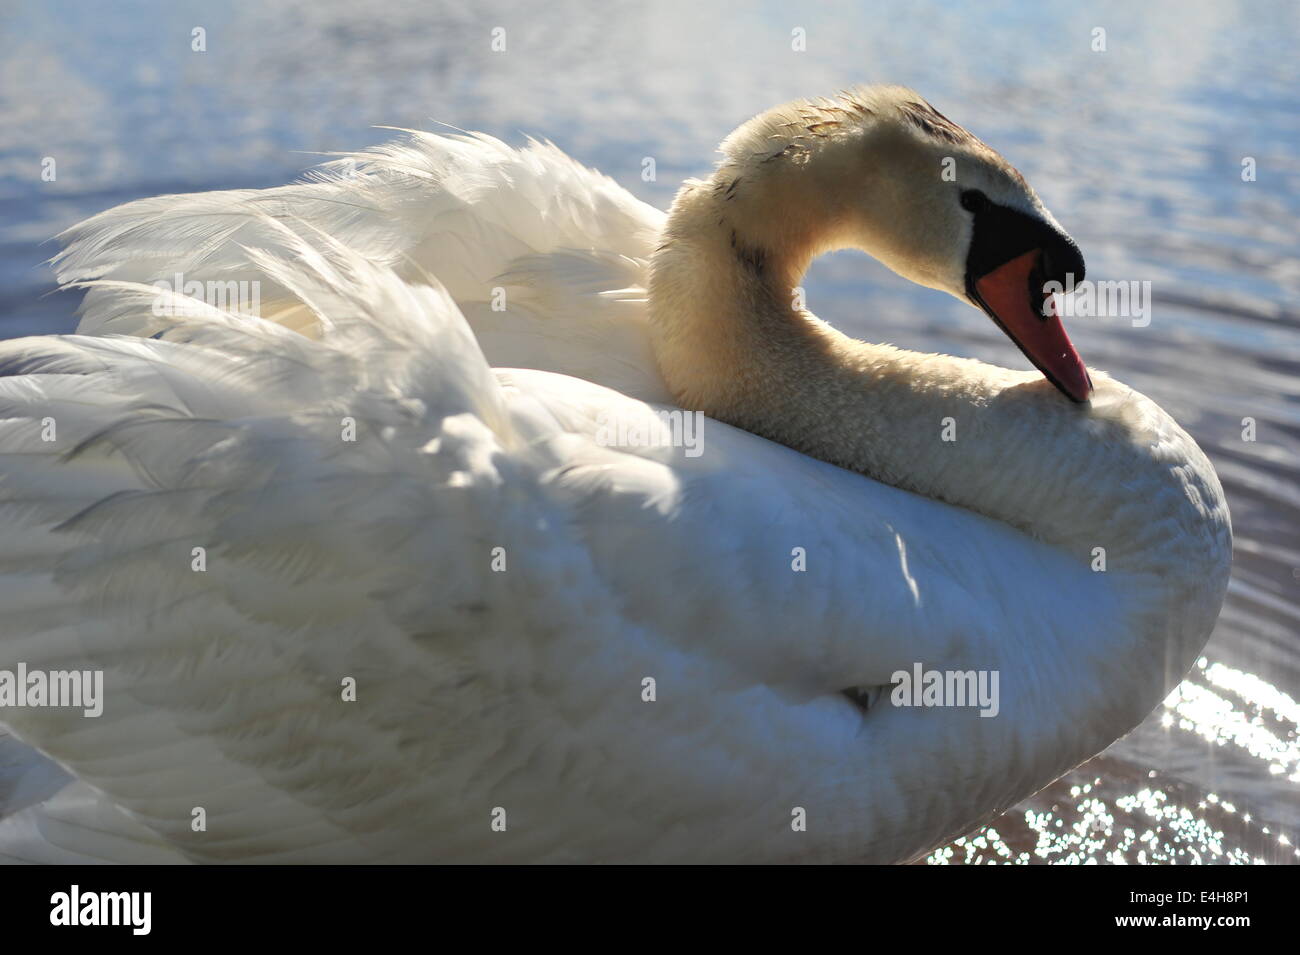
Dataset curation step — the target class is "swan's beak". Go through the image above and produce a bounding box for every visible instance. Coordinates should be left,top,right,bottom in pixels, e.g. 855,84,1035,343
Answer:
971,249,1093,403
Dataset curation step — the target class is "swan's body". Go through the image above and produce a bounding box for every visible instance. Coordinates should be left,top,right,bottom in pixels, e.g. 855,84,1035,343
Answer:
0,87,1230,863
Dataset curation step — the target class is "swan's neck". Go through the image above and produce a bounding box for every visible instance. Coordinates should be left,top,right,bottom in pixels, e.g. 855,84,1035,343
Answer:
647,178,1229,607
650,181,1061,546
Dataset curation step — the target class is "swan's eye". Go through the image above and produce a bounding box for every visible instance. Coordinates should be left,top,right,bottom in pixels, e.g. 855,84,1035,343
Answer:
960,189,989,213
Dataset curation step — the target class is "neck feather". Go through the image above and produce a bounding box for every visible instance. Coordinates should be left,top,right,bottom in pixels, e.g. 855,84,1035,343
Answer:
648,177,1231,678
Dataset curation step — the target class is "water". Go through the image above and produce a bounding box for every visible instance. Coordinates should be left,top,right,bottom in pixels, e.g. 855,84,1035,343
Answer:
1,0,1296,863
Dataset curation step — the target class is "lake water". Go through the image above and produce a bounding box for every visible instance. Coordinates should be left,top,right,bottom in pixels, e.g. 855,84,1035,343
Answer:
1,0,1297,863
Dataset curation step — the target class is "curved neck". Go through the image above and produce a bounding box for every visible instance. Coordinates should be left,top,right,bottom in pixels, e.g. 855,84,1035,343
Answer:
649,179,1082,553
646,177,1231,650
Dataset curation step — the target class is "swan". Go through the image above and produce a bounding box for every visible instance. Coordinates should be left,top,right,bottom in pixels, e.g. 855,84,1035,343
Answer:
0,86,1231,864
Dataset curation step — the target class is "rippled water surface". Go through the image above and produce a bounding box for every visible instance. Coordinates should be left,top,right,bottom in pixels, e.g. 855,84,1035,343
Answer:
1,0,1296,862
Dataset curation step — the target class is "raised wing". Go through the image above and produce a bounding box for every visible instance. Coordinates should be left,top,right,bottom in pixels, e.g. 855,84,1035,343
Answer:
53,131,669,400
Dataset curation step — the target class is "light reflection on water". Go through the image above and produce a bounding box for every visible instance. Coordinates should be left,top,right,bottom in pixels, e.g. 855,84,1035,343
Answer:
929,657,1300,864
1,0,1297,863
929,770,1274,865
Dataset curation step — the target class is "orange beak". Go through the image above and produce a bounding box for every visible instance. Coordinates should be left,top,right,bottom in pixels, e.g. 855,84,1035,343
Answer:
972,249,1092,403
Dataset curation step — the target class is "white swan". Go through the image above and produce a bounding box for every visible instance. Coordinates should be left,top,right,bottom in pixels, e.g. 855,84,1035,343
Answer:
0,86,1230,864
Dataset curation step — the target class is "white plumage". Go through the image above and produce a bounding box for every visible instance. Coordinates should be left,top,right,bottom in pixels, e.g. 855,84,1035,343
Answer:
0,90,1231,863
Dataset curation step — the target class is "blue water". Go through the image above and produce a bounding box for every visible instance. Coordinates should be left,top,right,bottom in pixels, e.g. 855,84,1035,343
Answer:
2,0,1297,863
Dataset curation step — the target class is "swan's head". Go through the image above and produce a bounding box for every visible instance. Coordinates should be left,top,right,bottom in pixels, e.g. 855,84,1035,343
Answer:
715,85,1092,402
